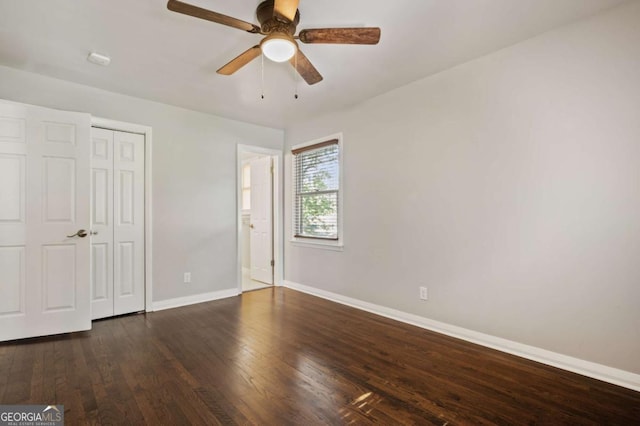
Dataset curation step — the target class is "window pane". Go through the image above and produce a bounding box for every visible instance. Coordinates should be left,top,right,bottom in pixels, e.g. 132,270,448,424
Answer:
296,145,339,193
242,163,251,188
242,188,251,210
297,192,338,239
293,140,340,241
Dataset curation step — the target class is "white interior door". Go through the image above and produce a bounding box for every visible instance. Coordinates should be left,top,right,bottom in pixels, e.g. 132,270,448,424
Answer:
249,156,273,284
90,128,144,319
0,99,91,341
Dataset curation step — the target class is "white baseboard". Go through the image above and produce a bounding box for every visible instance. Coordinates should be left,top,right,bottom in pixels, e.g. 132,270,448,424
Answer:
284,280,640,392
152,288,239,312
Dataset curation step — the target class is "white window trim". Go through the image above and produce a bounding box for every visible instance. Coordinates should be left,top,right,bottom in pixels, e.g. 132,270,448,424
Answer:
291,133,344,250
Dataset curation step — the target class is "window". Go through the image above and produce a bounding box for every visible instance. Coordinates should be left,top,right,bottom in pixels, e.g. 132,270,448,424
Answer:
241,162,251,211
292,137,342,244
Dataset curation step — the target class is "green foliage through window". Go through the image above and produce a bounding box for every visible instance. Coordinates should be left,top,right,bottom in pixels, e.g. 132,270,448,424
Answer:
293,141,339,240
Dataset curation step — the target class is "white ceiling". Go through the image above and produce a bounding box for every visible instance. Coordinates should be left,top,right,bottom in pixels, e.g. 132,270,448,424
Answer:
0,0,629,128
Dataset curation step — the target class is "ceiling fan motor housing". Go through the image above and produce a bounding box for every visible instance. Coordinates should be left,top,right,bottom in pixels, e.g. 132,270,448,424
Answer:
257,0,300,34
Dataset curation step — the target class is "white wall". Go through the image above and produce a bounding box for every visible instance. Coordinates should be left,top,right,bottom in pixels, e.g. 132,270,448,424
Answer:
0,65,283,303
284,1,640,375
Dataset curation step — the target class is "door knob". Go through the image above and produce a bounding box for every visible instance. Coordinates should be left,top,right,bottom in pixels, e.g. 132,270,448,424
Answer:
67,229,88,238
250,224,254,229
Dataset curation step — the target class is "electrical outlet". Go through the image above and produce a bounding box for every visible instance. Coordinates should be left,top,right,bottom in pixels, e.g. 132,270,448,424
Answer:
184,272,191,283
419,286,428,300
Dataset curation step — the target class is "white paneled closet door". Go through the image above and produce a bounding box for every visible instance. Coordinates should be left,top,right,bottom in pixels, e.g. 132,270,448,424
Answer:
90,128,145,320
90,129,114,319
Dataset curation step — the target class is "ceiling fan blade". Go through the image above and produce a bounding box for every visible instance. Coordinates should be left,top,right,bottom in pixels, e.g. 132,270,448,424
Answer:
217,46,262,75
290,49,323,85
167,0,260,33
273,0,299,22
299,28,381,44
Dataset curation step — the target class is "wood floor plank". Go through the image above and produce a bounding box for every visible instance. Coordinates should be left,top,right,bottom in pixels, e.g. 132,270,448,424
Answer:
1,287,639,425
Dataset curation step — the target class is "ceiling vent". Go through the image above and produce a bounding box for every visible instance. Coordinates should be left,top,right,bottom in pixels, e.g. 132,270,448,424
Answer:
87,52,111,66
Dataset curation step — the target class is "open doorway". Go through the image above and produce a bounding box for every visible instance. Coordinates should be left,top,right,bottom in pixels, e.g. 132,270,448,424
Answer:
237,145,283,293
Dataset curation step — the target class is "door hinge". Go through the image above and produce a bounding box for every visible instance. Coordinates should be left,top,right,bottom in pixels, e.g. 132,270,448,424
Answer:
270,166,274,174
270,259,275,267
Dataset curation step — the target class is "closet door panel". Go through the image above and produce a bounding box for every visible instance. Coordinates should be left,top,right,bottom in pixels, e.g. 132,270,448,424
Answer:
113,131,144,315
90,128,114,320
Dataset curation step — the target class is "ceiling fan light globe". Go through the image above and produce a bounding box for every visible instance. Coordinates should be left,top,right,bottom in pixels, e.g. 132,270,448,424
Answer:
261,37,296,62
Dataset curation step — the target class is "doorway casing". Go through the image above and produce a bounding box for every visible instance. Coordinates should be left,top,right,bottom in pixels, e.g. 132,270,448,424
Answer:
236,144,283,292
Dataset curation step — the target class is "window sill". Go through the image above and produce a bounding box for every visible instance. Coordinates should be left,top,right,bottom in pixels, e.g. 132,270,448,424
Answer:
290,239,344,252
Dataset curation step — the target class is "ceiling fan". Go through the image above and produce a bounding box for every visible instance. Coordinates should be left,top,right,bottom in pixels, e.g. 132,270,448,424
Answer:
167,0,381,85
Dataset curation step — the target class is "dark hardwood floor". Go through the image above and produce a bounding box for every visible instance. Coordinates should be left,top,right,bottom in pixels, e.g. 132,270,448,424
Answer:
1,288,638,425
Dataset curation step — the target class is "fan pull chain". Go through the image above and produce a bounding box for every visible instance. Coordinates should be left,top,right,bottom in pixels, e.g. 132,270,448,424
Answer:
261,53,265,100
294,50,299,100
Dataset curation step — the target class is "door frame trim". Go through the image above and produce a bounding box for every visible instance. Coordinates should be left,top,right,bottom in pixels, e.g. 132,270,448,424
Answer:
91,117,153,312
236,144,283,292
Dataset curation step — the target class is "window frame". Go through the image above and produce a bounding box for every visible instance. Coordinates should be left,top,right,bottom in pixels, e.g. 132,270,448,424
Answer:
291,133,344,250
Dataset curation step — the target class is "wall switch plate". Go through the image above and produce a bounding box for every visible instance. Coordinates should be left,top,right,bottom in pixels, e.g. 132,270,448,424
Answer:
419,286,428,300
184,272,191,283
